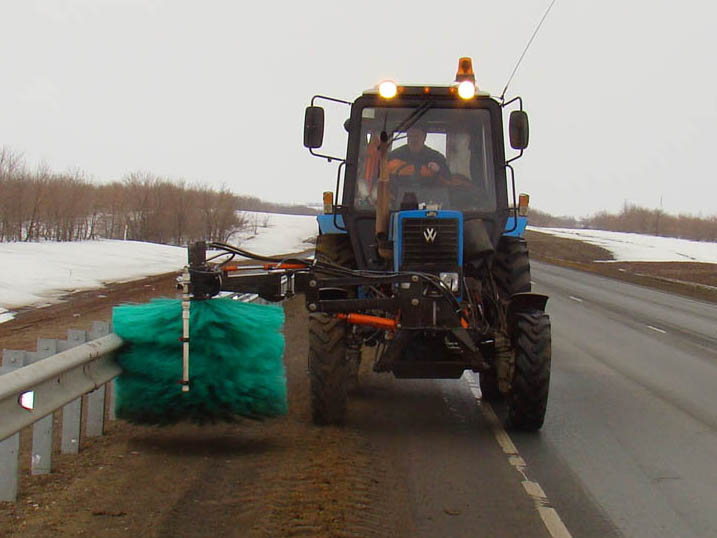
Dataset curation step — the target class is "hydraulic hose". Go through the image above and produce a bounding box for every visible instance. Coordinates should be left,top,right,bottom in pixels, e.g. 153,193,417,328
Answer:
206,241,461,312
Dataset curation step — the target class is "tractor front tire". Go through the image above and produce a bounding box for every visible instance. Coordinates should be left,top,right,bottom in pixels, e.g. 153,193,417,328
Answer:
309,313,349,425
313,233,360,395
508,309,551,431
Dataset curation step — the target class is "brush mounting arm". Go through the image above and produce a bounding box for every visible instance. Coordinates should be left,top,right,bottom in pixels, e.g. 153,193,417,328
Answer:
188,268,222,300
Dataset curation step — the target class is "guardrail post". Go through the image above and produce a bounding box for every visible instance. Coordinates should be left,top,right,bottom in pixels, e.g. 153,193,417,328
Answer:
0,350,24,502
59,330,86,454
86,322,110,437
105,321,117,422
109,378,117,421
28,339,57,475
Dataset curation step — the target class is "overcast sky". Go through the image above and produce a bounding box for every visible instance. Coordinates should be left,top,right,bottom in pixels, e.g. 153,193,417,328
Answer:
1,0,715,217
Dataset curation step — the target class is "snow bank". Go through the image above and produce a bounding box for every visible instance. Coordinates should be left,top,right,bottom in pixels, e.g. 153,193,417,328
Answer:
0,307,14,324
530,227,717,263
231,212,317,256
0,212,318,322
0,240,188,310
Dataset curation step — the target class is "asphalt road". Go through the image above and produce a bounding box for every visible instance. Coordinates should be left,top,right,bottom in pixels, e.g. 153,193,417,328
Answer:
352,260,717,538
350,368,557,538
512,261,717,538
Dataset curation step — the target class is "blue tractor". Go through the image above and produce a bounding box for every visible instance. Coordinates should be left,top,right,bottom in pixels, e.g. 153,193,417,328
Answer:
303,58,549,429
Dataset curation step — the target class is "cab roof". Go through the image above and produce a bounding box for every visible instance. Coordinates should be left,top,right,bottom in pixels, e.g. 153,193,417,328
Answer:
362,85,492,98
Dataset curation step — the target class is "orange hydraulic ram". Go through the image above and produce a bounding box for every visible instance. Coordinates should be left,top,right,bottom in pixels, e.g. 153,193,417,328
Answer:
262,263,307,270
336,313,398,331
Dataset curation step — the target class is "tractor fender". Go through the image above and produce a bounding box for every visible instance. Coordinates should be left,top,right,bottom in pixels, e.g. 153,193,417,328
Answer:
317,214,347,234
503,215,528,237
508,292,549,317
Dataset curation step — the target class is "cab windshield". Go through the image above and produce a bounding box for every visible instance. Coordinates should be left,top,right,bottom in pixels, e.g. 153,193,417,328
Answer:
354,107,496,212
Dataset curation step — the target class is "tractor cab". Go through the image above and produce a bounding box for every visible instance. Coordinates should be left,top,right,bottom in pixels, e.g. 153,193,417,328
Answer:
304,58,530,274
352,104,499,214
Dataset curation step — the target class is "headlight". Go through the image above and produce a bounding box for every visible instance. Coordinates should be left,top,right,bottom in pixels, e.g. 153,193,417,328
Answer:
378,80,398,99
439,272,460,293
457,80,475,100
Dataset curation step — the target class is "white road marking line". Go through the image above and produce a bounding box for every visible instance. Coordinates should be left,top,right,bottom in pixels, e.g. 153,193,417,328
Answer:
523,480,548,501
538,507,574,538
647,325,667,334
568,296,583,303
465,373,574,538
481,402,520,456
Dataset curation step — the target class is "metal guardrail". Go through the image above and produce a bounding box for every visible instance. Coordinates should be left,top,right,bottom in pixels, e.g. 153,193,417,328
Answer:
0,334,122,443
0,323,121,502
0,293,260,502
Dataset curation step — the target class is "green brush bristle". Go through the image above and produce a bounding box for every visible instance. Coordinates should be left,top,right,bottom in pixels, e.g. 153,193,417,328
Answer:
112,297,287,425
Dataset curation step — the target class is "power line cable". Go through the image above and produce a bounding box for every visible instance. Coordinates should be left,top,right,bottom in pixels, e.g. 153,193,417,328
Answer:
500,0,558,101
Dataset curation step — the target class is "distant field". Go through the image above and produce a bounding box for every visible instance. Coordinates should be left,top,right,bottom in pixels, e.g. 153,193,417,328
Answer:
526,229,717,303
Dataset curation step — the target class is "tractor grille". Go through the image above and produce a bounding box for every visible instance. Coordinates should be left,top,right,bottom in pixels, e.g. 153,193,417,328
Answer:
401,218,459,270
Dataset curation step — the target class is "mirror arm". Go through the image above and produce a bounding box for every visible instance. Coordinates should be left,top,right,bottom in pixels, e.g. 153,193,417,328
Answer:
332,161,348,231
501,95,524,111
311,95,352,107
309,148,346,163
506,149,524,165
504,163,519,234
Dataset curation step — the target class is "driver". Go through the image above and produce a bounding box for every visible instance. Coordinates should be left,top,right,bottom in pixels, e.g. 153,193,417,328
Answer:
387,125,451,182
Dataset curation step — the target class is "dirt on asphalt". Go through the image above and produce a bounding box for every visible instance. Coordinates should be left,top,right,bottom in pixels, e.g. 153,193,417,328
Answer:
0,232,715,537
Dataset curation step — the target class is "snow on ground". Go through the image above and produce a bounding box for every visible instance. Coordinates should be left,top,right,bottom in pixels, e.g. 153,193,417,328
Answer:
0,240,188,314
530,226,717,263
229,212,317,256
0,212,318,323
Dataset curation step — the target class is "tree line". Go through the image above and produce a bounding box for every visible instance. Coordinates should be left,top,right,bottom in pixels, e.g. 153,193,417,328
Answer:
234,194,319,216
0,149,316,244
530,203,717,242
4,147,714,244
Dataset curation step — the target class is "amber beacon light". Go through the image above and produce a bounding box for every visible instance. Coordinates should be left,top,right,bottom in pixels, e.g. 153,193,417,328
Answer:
518,193,530,216
455,57,476,99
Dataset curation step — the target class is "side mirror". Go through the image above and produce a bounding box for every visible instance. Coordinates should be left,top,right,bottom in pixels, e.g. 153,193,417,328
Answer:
304,106,325,149
509,110,529,150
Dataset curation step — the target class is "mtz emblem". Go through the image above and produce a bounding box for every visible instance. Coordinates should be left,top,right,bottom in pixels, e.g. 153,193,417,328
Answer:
423,227,437,243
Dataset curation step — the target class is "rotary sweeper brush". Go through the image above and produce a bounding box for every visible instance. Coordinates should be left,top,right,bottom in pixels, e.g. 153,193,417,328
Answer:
112,294,287,425
111,250,291,425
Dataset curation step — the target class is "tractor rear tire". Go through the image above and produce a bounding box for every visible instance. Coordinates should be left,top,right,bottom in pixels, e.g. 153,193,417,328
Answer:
309,313,349,425
316,234,356,268
494,236,531,299
508,309,551,431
